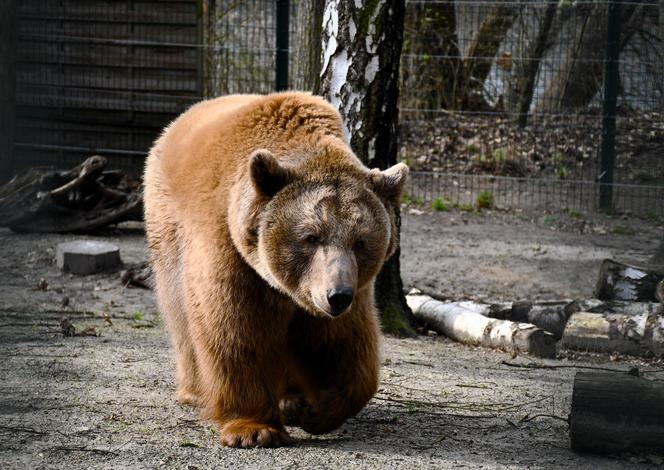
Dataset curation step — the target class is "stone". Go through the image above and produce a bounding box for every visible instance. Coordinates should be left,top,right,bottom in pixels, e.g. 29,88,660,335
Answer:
56,240,122,275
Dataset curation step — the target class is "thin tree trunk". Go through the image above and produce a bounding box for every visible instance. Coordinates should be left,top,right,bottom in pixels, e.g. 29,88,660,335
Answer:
535,2,642,114
292,0,325,91
401,1,465,110
317,0,417,335
514,0,558,126
464,4,518,109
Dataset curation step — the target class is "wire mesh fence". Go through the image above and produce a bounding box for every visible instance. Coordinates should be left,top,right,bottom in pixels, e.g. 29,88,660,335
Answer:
400,0,664,217
8,0,664,216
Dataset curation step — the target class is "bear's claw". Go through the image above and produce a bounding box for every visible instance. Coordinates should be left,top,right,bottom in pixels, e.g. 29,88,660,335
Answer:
220,420,292,448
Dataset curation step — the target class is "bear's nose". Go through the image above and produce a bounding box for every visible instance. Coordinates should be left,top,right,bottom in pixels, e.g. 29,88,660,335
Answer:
327,287,354,316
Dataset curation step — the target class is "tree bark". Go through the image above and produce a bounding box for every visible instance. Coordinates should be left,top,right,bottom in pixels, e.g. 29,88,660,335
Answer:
292,0,326,92
317,0,416,335
400,1,465,110
570,371,664,454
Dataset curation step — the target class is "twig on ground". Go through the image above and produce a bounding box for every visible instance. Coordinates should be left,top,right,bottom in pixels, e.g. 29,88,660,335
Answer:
0,425,47,435
501,361,623,373
48,446,118,456
518,413,569,425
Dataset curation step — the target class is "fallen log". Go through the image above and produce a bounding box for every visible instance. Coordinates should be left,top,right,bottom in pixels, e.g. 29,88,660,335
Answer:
560,312,664,358
595,259,664,302
570,370,664,454
499,300,572,339
406,294,556,358
0,156,143,233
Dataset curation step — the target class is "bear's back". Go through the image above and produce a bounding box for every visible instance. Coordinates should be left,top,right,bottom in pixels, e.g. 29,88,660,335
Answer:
152,93,344,208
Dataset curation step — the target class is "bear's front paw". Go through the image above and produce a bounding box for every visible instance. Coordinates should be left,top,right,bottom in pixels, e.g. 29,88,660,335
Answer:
220,419,292,448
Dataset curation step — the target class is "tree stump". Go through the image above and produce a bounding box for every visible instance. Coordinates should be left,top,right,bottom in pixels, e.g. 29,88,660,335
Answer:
570,371,664,454
57,240,122,275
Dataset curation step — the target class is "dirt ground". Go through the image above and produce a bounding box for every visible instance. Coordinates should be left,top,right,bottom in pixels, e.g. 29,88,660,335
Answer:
1,209,663,469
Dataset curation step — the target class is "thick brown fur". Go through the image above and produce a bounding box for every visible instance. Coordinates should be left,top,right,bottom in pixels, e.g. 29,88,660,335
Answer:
144,92,408,448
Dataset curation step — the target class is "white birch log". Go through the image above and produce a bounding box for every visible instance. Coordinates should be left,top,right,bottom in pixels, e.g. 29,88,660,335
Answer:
561,312,664,358
406,294,556,358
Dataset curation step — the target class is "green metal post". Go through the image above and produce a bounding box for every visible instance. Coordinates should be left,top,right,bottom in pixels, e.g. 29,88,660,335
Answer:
276,0,290,91
599,0,621,212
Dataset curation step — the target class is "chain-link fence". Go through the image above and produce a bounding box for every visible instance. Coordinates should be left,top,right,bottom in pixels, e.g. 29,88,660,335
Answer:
6,0,664,216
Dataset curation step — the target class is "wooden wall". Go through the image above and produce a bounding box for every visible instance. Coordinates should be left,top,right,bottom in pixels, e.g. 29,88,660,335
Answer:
1,0,17,183
14,0,203,175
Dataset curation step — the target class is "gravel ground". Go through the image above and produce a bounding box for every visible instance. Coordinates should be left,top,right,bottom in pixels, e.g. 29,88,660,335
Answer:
1,209,662,469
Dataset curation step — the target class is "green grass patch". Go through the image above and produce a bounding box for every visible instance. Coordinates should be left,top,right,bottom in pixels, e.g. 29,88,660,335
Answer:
401,193,424,207
430,197,450,212
611,223,636,236
476,190,494,210
567,208,583,219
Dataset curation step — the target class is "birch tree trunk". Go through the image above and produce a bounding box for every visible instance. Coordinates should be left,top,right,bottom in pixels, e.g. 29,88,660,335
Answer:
317,0,416,335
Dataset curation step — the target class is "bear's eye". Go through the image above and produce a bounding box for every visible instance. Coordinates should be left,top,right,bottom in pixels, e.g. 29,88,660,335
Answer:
353,239,365,251
305,234,319,245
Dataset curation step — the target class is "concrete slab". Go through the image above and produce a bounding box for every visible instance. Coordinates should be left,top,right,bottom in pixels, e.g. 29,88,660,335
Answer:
56,240,122,275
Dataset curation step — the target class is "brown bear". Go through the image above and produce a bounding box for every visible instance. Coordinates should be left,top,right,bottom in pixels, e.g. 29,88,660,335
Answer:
144,92,408,448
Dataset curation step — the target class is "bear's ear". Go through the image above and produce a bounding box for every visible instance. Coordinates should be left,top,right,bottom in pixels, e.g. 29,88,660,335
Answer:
369,162,409,202
249,150,293,198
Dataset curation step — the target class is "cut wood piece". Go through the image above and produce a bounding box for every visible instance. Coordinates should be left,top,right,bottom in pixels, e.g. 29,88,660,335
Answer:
561,312,664,358
406,294,556,358
496,300,572,339
57,240,122,275
570,371,664,454
596,259,664,302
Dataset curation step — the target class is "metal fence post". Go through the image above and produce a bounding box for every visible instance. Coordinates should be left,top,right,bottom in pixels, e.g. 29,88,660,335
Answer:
276,0,290,91
599,0,621,211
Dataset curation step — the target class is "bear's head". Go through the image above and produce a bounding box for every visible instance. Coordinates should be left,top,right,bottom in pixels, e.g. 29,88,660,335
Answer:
229,143,408,318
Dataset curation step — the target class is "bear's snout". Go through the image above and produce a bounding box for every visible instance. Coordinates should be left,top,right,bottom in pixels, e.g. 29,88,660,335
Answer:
327,287,354,316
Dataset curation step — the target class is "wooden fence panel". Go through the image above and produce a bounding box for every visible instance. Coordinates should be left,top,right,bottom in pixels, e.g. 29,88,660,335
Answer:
14,0,202,174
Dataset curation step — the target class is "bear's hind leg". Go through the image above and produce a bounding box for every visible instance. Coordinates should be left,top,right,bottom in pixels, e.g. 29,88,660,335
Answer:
153,264,200,406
